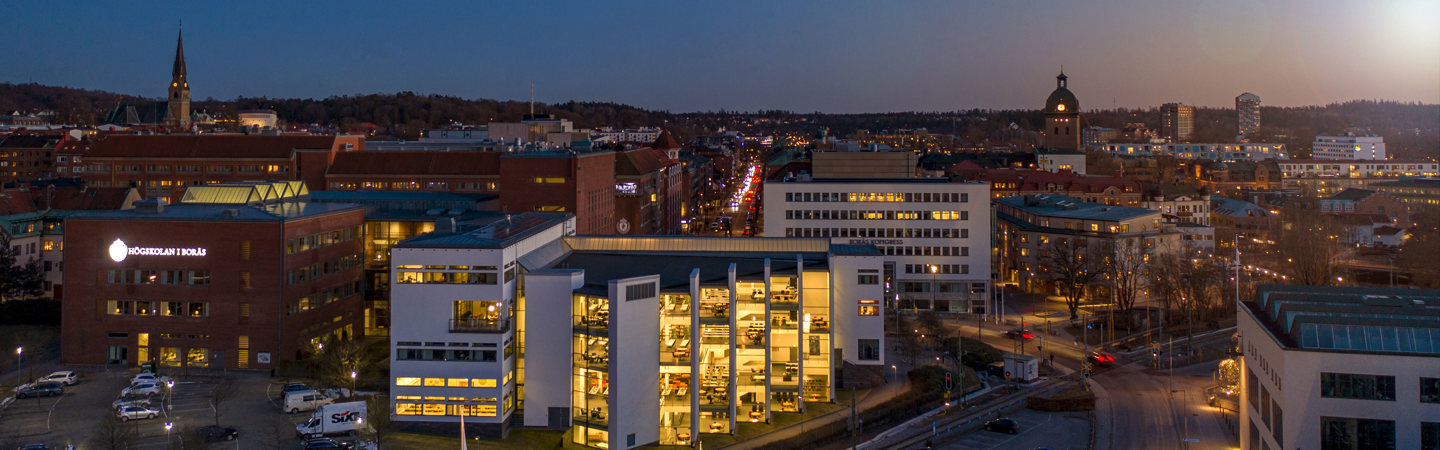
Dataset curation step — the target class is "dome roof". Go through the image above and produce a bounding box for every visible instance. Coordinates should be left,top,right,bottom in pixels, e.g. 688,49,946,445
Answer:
1044,72,1079,114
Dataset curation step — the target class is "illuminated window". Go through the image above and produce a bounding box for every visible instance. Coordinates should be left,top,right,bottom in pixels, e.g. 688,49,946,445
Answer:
857,300,879,316
422,403,447,415
448,378,469,388
533,177,566,184
472,378,498,388
423,378,445,387
396,403,422,415
396,377,422,386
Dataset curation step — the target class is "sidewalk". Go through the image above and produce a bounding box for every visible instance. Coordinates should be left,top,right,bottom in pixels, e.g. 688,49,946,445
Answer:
715,374,911,449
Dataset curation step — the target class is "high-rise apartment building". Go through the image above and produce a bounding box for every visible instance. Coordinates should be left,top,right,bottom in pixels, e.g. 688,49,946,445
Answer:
1161,103,1194,142
1236,92,1261,139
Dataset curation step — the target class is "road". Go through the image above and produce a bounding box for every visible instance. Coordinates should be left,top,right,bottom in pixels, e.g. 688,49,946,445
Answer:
936,408,1089,450
1093,362,1238,450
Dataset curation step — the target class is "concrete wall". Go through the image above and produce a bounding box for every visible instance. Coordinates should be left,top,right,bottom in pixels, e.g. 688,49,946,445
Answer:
521,269,585,428
609,275,660,449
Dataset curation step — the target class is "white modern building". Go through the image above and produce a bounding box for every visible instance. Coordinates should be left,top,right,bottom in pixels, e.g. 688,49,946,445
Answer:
1093,143,1286,161
1313,134,1386,160
1277,159,1439,179
1036,148,1087,174
1238,285,1440,450
762,178,992,313
389,215,887,449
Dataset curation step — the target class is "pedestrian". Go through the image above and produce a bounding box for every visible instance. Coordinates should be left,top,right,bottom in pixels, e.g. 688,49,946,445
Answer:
1049,353,1054,366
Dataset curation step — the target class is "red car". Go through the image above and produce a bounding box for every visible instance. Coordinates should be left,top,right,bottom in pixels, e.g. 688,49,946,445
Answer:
1088,351,1115,365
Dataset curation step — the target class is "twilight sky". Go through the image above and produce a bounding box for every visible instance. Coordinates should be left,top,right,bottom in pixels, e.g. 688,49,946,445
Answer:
3,0,1437,113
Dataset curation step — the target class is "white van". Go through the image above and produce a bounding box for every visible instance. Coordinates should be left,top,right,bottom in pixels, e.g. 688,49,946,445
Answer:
283,389,332,414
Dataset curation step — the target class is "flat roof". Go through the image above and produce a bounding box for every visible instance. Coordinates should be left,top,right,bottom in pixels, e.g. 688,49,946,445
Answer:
770,177,977,184
995,194,1157,221
556,250,827,295
69,201,363,222
394,213,571,249
1246,284,1440,356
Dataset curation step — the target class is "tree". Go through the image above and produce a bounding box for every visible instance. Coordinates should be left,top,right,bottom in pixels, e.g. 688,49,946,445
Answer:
208,377,238,426
89,413,138,450
1042,238,1104,319
1216,357,1241,393
364,394,394,446
304,337,367,395
1274,207,1343,286
915,310,945,352
0,234,45,302
1105,237,1147,314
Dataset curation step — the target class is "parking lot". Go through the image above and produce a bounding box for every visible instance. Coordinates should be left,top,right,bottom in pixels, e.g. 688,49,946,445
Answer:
936,408,1091,450
0,367,369,449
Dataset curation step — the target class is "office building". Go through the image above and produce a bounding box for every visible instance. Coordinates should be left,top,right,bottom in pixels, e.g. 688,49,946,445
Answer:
1236,93,1261,139
1371,178,1440,206
389,225,887,448
1043,72,1082,151
1278,159,1439,196
62,181,366,369
761,178,990,312
1238,285,1440,450
994,194,1179,294
1161,103,1194,142
1035,148,1086,174
1313,134,1387,160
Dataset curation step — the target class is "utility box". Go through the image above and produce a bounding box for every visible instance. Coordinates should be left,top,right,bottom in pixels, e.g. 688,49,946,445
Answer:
1002,353,1039,382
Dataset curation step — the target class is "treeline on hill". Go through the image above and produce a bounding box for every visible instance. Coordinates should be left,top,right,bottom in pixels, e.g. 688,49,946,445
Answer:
1,83,1435,158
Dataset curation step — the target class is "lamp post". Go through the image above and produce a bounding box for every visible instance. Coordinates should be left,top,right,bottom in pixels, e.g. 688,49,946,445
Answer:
15,346,21,379
164,421,173,449
930,265,939,311
350,370,358,399
166,380,175,413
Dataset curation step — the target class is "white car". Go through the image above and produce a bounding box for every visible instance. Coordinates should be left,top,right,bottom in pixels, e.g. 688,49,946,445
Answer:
116,405,161,421
36,371,77,386
131,373,171,385
122,382,162,397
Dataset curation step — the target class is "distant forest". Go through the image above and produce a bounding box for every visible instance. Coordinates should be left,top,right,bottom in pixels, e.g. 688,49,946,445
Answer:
2,82,1435,159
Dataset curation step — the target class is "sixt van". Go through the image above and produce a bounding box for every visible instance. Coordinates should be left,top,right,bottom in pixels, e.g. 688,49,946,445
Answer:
283,389,333,414
296,401,369,438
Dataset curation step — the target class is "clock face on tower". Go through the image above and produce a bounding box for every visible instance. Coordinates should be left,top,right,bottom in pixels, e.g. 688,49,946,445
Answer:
1057,104,1066,112
616,218,631,234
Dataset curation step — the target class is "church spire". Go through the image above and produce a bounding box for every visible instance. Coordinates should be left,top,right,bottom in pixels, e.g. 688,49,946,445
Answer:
172,23,186,82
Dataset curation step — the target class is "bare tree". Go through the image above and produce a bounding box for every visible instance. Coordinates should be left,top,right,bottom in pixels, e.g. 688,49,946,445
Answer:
1042,238,1104,319
364,394,394,446
208,377,238,426
304,337,368,395
89,413,138,450
1275,207,1343,286
1105,237,1147,314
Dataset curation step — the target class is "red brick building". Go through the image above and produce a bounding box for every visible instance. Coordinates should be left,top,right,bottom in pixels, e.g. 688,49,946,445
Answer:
948,161,1142,206
82,134,363,203
613,148,684,234
62,181,365,370
0,133,68,183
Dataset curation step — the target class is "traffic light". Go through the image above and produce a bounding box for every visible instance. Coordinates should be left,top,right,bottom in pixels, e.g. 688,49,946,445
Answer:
1004,370,1011,380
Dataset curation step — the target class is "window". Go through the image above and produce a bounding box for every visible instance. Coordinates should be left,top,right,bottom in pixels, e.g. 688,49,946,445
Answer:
472,378,498,388
1423,377,1440,403
395,377,422,386
857,300,879,316
1423,422,1439,450
857,274,879,285
1320,372,1396,401
858,339,880,361
1322,417,1394,450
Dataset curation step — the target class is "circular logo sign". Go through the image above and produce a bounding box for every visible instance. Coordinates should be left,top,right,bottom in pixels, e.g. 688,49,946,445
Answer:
109,239,129,262
616,218,631,234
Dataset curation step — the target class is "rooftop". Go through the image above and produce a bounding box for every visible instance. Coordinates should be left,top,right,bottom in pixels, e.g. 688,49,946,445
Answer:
1246,284,1440,356
556,236,841,293
1371,178,1440,188
994,194,1157,221
393,213,572,249
1325,188,1376,202
88,134,339,159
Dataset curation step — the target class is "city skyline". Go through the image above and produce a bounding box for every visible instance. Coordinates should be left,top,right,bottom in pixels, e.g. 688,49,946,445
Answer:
2,1,1438,113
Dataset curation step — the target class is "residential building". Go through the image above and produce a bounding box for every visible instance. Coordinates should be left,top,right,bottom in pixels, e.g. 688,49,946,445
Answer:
1082,126,1118,147
1236,93,1261,139
389,228,886,448
1238,285,1440,450
1210,197,1279,232
1161,103,1194,142
0,184,141,300
995,194,1180,295
62,181,366,370
1278,159,1439,195
1313,134,1386,160
948,162,1142,206
0,133,66,183
1164,143,1287,161
1140,189,1211,226
1043,72,1082,151
1190,160,1283,191
83,134,364,203
1319,188,1409,225
590,127,662,145
1371,178,1440,206
1035,148,1086,174
761,178,991,313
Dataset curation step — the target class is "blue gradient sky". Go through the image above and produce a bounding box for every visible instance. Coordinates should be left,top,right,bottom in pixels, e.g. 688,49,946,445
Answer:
3,0,1437,113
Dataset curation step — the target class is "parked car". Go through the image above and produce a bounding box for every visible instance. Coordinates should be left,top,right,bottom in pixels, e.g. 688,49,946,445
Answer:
18,444,50,450
131,373,171,386
36,371,77,386
1003,329,1036,340
112,394,153,410
194,425,240,442
1087,351,1116,366
15,382,64,399
983,417,1020,434
301,437,355,449
282,383,313,394
122,382,162,397
116,405,161,421
1206,386,1239,411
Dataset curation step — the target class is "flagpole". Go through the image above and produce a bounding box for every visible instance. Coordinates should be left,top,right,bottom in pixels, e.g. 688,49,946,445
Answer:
459,402,468,450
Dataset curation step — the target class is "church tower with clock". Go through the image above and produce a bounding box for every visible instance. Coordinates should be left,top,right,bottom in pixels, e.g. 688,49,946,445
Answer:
1043,71,1080,151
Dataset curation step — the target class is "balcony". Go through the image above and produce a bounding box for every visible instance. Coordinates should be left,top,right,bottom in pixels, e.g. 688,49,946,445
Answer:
449,318,509,333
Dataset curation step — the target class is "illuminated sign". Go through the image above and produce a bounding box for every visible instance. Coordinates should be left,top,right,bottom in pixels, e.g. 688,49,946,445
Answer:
848,239,903,246
615,182,638,195
108,239,207,263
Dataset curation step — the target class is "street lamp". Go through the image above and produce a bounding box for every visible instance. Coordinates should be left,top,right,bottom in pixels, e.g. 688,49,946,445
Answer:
165,421,173,448
15,347,21,377
350,370,358,398
930,265,939,311
166,380,175,412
